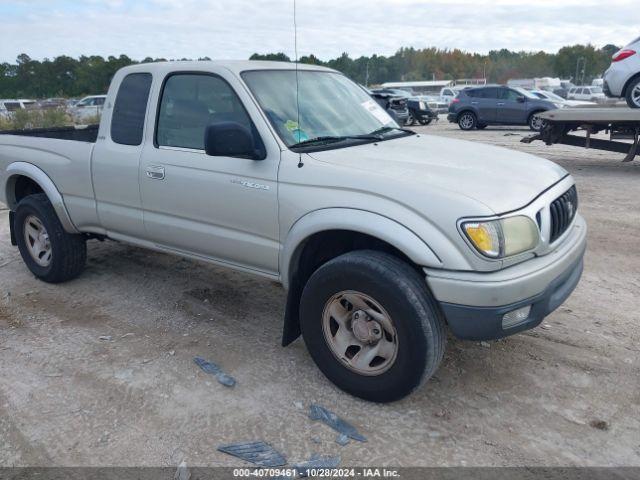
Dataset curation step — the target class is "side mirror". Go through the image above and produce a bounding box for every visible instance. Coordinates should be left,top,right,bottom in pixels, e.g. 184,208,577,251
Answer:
204,122,265,160
517,96,526,103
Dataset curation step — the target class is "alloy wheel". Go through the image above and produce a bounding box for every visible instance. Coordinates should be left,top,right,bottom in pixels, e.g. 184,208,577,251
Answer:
23,215,52,267
322,290,399,376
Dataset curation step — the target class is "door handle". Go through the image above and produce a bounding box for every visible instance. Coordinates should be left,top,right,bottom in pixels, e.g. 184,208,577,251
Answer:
471,101,478,105
145,165,165,180
497,102,505,106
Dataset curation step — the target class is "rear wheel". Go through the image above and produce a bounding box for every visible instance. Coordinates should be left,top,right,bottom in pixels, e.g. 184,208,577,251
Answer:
14,194,86,283
528,112,546,132
457,112,477,130
419,118,433,126
626,77,640,108
299,250,446,403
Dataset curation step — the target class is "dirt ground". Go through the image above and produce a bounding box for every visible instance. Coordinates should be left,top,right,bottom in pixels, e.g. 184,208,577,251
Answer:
0,120,638,468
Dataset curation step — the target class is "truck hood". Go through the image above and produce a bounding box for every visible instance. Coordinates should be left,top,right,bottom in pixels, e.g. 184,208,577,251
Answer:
308,133,568,214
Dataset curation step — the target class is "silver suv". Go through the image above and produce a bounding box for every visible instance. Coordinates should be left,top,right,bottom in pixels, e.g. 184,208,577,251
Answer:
603,36,640,108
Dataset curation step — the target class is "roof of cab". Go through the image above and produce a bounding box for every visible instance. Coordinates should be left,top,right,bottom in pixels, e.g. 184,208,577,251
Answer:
117,60,336,76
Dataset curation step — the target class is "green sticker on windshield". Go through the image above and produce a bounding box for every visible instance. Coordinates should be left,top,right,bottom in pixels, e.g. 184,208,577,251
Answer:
284,120,308,142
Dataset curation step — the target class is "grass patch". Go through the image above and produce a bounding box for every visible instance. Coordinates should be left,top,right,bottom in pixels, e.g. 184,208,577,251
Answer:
0,108,74,131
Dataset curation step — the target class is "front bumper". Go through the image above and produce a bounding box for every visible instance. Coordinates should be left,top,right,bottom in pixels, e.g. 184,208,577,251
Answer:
413,108,438,120
425,215,587,340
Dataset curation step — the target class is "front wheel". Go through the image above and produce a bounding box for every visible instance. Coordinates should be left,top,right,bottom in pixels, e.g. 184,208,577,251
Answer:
528,112,547,132
299,250,446,403
14,194,87,283
457,112,477,130
418,118,433,126
626,78,640,108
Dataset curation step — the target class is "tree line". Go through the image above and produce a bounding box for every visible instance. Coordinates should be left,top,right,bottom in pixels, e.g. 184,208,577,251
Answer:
0,44,619,99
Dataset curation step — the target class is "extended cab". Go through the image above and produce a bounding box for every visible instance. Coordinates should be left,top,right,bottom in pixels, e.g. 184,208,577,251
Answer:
0,61,586,402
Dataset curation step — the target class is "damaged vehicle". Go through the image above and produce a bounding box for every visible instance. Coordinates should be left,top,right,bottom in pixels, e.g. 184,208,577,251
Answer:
0,61,586,402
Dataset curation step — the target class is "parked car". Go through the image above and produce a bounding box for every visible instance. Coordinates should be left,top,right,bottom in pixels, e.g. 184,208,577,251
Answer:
37,98,67,110
603,36,640,108
0,61,586,402
567,86,606,103
447,85,560,131
440,86,470,105
371,88,438,125
530,90,596,107
552,81,576,99
0,99,37,118
367,88,410,125
420,95,449,116
71,95,107,121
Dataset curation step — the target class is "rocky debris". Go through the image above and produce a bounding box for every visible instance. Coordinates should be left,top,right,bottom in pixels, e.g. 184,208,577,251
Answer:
217,441,286,467
193,356,236,387
589,419,610,431
308,404,366,442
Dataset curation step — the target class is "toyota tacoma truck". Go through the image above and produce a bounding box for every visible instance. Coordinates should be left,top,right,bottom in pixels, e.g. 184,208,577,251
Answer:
0,61,586,402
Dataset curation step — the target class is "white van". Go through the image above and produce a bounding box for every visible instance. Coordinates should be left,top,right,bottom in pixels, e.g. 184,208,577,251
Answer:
0,99,36,118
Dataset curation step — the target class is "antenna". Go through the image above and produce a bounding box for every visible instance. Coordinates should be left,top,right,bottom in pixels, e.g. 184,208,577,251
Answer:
294,0,304,168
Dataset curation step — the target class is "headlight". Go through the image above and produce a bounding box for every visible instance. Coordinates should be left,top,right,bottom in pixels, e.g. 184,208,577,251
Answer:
462,216,539,258
419,101,426,110
553,102,565,109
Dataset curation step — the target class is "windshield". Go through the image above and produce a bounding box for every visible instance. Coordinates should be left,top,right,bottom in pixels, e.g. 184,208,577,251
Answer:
538,91,564,102
242,70,400,148
512,87,539,99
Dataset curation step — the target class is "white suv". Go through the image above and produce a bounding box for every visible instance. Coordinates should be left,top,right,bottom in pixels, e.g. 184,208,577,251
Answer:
603,36,640,108
567,86,606,102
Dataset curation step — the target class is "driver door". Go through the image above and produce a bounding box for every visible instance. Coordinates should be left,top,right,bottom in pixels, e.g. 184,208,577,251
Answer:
497,87,528,124
139,71,281,275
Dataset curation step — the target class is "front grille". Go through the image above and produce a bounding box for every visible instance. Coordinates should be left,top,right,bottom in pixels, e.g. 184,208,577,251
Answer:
549,185,578,243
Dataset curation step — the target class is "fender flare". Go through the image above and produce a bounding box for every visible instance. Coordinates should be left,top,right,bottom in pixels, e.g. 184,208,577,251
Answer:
280,208,443,290
5,162,79,234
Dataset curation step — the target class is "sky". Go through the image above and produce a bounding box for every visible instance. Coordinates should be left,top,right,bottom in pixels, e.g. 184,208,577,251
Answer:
0,0,639,63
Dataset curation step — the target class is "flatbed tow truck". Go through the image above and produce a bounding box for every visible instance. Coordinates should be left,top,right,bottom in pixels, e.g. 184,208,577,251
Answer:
522,107,640,162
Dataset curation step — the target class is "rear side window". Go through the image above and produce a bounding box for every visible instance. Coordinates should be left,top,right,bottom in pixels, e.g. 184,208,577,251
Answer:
478,88,499,99
111,73,153,146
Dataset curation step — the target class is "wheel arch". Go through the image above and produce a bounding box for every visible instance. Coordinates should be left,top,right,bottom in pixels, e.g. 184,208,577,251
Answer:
280,208,444,346
621,72,640,97
4,162,79,233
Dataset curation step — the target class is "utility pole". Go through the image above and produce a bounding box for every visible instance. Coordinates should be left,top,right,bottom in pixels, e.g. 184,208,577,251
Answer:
575,57,586,85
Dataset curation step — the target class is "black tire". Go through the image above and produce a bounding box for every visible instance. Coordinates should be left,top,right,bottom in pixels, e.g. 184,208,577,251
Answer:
299,250,446,403
528,112,546,132
477,123,488,130
14,193,86,283
625,77,640,108
418,118,433,126
457,111,477,130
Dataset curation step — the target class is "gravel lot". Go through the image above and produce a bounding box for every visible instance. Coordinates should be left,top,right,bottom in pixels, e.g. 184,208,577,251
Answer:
0,120,638,468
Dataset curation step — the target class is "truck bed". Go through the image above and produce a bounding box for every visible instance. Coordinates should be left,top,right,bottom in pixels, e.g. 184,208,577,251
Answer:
0,124,99,143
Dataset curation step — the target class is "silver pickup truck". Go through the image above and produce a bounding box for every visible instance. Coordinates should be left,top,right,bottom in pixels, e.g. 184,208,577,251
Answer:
0,61,586,402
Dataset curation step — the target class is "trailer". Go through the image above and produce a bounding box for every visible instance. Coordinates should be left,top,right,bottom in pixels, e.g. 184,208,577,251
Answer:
522,107,640,162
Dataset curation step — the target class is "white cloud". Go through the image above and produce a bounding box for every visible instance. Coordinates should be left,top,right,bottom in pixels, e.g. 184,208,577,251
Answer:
1,0,638,63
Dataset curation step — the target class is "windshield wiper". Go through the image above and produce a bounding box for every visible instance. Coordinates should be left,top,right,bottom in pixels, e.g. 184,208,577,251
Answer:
368,126,416,136
290,134,383,148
